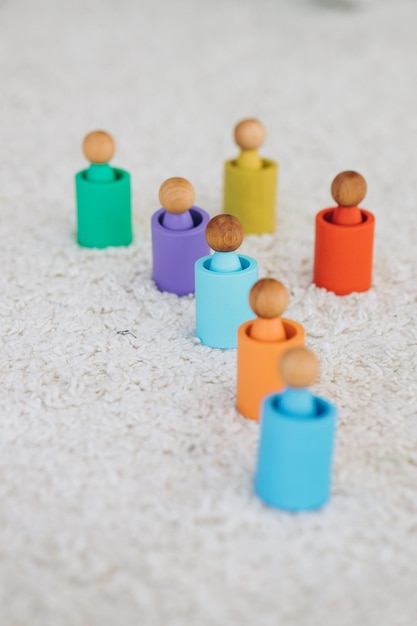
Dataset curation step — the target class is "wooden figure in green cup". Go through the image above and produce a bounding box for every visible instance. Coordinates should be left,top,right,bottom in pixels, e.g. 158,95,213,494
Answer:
75,130,133,248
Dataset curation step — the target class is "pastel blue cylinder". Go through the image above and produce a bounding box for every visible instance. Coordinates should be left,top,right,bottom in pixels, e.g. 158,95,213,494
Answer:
195,255,258,349
255,392,337,511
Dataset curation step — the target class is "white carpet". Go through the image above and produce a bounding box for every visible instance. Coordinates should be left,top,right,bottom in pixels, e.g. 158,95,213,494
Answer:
1,0,417,624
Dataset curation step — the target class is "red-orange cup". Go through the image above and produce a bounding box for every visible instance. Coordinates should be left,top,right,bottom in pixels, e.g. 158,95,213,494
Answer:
313,208,375,295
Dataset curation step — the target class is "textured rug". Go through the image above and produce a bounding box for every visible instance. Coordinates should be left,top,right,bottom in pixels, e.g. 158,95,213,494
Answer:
1,0,417,624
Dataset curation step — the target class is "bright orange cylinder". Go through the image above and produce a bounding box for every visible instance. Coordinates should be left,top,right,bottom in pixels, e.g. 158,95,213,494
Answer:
313,208,375,296
237,318,305,421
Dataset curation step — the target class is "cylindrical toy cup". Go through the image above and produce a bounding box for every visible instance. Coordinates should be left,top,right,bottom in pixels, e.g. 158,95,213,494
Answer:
237,319,305,421
223,159,278,234
195,255,258,349
255,393,337,511
75,168,132,248
313,208,375,295
151,207,210,296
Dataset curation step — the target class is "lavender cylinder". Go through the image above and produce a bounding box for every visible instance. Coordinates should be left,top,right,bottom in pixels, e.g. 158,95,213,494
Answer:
151,206,210,296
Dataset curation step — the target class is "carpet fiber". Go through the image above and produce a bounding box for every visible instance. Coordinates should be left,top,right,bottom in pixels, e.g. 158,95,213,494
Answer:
1,1,417,624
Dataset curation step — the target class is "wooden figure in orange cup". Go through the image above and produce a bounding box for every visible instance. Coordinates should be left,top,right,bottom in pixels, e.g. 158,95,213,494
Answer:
313,171,375,295
237,278,305,421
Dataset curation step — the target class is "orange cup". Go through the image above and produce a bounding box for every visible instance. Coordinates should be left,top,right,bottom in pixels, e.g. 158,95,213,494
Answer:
237,318,305,421
313,208,375,295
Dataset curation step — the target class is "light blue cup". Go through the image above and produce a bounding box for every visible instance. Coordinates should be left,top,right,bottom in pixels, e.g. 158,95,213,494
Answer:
255,390,337,511
195,253,258,349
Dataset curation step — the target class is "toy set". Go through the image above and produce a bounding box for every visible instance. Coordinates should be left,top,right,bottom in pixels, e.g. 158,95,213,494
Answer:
74,121,375,512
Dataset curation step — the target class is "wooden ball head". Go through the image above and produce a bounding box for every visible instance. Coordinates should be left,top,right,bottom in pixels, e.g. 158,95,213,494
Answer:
83,130,115,164
280,347,319,388
159,177,195,214
234,119,266,150
331,171,367,207
250,279,289,319
206,214,244,252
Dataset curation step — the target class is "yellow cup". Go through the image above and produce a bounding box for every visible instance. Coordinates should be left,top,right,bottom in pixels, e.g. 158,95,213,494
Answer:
223,158,278,234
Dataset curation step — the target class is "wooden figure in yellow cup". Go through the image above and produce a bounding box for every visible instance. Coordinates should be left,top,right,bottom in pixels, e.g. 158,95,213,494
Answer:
223,119,278,234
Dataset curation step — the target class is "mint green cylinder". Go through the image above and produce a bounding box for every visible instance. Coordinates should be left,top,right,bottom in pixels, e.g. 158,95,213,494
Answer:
75,168,132,248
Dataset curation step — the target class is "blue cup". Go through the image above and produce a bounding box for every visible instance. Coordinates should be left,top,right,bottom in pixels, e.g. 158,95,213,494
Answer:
255,391,337,511
195,254,258,349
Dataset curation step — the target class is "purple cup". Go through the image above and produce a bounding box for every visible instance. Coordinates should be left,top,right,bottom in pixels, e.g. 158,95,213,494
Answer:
151,206,210,296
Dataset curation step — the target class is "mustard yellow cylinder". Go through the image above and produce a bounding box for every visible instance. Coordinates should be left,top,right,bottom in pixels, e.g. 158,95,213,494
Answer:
223,159,278,234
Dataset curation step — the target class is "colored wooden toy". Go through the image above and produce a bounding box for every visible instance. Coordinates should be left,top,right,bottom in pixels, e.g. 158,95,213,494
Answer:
313,171,375,295
223,118,278,234
151,177,210,296
237,278,305,421
75,130,132,248
255,347,337,512
195,215,258,349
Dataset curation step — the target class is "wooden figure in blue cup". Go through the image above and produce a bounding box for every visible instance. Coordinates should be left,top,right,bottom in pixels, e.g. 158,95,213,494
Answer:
255,347,338,512
195,214,258,349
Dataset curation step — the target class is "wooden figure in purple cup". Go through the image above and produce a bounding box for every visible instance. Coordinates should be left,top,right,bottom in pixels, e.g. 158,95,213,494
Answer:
151,177,210,296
